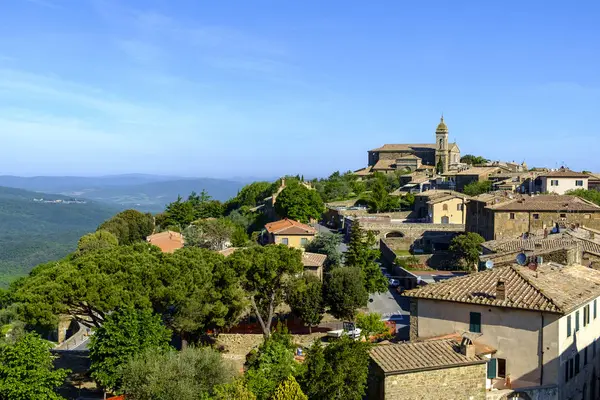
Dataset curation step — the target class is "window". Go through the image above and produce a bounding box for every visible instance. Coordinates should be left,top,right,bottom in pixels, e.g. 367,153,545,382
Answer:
594,300,597,319
443,204,448,211
584,304,591,326
457,204,463,211
567,315,572,337
533,213,540,220
576,310,580,332
551,179,559,186
576,180,584,187
585,347,588,365
281,238,289,245
560,213,567,218
300,238,308,246
569,358,575,379
497,358,506,378
469,312,482,333
585,214,591,219
510,213,515,220
575,353,580,374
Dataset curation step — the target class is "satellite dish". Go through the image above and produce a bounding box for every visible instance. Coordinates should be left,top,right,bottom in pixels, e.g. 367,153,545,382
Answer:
516,253,527,266
485,260,494,269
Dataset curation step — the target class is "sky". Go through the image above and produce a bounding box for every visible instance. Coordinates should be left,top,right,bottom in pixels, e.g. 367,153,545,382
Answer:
0,0,599,178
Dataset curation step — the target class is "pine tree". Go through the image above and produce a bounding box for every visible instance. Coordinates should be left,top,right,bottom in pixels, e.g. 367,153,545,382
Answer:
345,221,387,294
271,376,307,400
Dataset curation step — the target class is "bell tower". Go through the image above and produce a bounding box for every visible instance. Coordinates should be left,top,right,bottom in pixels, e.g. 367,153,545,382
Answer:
435,115,449,173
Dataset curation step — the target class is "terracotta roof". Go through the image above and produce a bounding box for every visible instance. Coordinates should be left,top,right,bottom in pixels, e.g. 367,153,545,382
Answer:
455,167,502,176
405,263,600,314
372,159,396,170
353,166,373,176
302,252,327,267
489,195,600,212
147,231,184,253
370,339,486,375
396,154,420,160
481,236,579,254
541,169,590,178
370,143,436,152
264,219,317,235
415,190,469,204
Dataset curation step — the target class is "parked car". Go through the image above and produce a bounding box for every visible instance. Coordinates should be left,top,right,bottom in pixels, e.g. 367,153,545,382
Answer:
388,278,400,288
327,322,362,340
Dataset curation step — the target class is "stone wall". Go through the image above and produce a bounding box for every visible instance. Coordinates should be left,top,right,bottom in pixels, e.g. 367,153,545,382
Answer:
480,247,581,268
373,363,487,400
486,386,558,400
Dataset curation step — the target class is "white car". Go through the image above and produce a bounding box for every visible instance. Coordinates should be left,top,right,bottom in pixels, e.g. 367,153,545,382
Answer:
389,278,400,288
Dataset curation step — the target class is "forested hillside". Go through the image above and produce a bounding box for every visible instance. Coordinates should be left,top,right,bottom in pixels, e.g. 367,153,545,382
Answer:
0,186,118,287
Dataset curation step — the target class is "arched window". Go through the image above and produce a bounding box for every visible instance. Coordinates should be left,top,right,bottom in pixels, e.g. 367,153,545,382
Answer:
439,138,443,147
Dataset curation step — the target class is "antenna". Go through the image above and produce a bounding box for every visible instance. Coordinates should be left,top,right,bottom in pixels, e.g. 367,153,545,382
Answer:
485,260,494,269
516,253,527,266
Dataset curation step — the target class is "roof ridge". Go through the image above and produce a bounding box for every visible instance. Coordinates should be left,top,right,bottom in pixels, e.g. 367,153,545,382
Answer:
509,265,563,313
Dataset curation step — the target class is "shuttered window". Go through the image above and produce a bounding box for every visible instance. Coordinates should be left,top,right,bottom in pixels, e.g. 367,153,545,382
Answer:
567,315,572,337
470,312,481,333
487,359,497,379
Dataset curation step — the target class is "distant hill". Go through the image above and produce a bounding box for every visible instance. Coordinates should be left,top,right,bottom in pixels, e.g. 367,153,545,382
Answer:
0,186,119,288
0,175,246,212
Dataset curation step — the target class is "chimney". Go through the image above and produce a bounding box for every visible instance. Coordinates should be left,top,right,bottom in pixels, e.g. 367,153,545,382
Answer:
496,280,506,301
460,337,476,358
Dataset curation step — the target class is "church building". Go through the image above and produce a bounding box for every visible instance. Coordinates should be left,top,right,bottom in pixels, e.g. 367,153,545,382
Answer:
365,116,461,174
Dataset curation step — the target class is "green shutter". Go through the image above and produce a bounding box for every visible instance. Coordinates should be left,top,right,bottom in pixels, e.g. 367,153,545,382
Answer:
487,359,497,379
576,311,580,332
567,315,571,337
470,312,481,333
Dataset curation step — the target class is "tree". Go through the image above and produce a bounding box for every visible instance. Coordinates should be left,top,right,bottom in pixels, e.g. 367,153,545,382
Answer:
76,230,118,255
184,218,235,250
213,379,256,400
286,275,324,334
300,337,371,400
89,308,171,392
345,222,387,294
228,246,304,338
0,332,69,400
368,175,390,213
355,312,390,341
98,209,155,245
461,154,489,165
305,233,343,270
567,189,600,206
245,326,298,400
121,346,238,400
275,182,324,223
436,158,444,174
271,376,307,400
325,267,368,322
463,180,492,196
449,232,485,272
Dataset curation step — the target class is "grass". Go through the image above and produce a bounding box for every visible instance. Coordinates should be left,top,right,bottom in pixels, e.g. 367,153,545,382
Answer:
393,250,411,256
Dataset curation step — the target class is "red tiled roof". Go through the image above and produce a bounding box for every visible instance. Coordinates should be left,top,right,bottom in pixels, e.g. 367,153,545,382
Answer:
147,231,184,253
370,143,436,152
370,339,486,374
405,263,600,314
264,219,316,235
302,252,327,267
541,169,590,178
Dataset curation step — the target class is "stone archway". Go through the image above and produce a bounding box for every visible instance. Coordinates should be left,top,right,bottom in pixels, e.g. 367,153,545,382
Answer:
385,231,405,238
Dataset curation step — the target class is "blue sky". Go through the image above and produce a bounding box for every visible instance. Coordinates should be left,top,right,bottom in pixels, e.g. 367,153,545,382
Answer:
0,0,599,178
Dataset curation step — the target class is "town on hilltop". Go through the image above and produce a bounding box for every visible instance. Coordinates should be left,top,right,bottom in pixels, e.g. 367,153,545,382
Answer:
2,117,600,400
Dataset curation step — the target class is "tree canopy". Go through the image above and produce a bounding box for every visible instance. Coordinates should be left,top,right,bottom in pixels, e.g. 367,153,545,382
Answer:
0,332,69,400
355,312,391,341
463,180,492,197
76,230,118,255
286,274,324,334
305,232,343,270
157,191,224,230
566,189,600,206
274,182,324,223
300,337,371,400
272,376,307,400
227,245,304,338
121,346,238,400
98,209,155,245
184,218,236,251
89,308,171,392
345,222,387,294
325,267,368,322
449,232,485,272
460,155,489,165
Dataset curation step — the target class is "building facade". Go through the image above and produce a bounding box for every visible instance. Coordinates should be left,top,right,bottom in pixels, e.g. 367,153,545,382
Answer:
465,193,600,241
413,190,469,224
263,218,317,248
405,263,600,399
539,169,590,195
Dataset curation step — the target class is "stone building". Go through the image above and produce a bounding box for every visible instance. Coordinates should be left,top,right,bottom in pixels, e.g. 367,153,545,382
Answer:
538,168,590,195
368,339,487,400
405,263,600,399
413,190,470,224
366,116,461,174
465,192,600,241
